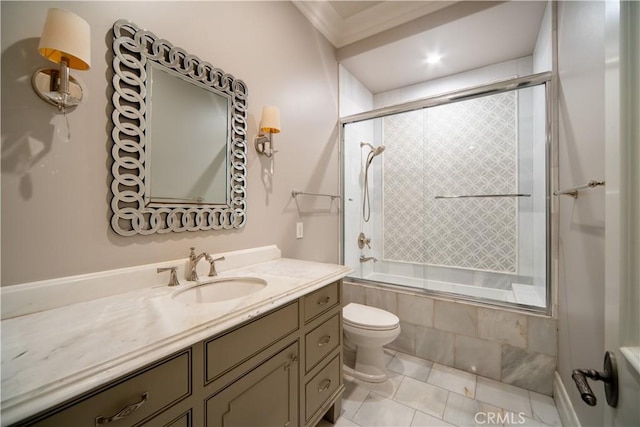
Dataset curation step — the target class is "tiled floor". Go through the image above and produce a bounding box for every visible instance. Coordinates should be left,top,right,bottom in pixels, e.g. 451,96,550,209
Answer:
318,349,562,427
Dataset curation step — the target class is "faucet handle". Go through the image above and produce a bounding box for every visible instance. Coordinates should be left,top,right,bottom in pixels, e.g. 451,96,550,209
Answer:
207,256,225,277
157,266,180,287
357,232,371,249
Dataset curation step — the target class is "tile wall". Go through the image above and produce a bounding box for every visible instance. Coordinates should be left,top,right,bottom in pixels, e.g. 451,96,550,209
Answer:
383,92,519,274
343,282,557,395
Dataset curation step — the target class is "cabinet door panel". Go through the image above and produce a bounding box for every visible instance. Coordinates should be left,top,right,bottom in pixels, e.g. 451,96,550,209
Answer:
206,342,299,427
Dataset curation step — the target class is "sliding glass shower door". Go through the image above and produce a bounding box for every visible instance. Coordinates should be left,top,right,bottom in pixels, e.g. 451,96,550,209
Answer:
342,76,550,312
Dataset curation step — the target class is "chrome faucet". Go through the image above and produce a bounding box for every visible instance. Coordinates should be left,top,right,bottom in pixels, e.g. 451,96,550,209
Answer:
359,255,378,263
188,247,210,281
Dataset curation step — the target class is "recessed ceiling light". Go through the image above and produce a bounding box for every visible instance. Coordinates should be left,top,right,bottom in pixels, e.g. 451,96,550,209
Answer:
425,54,442,65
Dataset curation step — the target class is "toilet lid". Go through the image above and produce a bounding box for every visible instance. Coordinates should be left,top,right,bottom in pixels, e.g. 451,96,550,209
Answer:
343,303,400,331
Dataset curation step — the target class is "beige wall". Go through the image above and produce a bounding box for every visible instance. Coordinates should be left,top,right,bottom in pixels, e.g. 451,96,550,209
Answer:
1,1,339,286
556,1,606,425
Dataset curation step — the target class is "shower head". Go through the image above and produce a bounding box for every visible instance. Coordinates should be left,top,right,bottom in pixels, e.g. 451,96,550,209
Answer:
371,145,385,157
360,142,386,158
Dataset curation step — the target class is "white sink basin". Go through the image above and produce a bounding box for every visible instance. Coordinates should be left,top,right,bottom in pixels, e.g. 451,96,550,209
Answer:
172,277,267,304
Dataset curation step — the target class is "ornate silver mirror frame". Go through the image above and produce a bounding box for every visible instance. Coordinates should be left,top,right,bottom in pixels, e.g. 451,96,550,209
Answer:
110,19,248,236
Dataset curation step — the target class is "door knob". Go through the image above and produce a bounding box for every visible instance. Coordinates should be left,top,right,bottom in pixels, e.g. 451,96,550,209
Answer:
571,351,618,408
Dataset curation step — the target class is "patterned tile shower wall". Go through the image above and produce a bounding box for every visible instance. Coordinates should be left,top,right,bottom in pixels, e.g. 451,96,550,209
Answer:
383,92,518,273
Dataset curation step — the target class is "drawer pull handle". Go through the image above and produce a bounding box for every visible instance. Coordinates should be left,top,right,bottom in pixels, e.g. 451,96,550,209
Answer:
95,392,149,425
317,335,332,347
318,379,332,393
317,296,331,306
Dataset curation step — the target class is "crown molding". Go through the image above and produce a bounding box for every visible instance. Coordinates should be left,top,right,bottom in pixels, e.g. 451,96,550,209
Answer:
293,1,457,48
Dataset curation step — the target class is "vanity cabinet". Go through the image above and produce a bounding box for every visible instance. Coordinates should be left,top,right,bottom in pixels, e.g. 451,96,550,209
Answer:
16,281,343,427
204,280,343,427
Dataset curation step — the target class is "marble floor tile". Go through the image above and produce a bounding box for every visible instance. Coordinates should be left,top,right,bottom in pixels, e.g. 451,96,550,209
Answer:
335,418,360,427
341,378,371,420
504,413,552,426
317,418,360,427
330,351,563,427
530,391,563,426
352,392,416,427
427,363,477,398
443,392,504,427
411,410,456,427
351,371,404,399
388,351,434,382
383,348,397,367
476,377,533,418
393,376,449,419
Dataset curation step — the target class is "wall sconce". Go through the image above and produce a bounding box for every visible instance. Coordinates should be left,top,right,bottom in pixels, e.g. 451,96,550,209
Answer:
254,106,281,157
31,8,91,112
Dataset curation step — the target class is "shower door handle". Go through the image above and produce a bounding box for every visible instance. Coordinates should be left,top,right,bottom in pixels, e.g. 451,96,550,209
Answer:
571,351,618,407
434,193,531,199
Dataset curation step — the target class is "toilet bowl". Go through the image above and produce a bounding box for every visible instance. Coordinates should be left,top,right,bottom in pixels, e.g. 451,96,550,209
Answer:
342,303,401,383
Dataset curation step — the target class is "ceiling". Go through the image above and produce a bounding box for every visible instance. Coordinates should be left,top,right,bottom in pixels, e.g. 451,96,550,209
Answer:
293,1,547,94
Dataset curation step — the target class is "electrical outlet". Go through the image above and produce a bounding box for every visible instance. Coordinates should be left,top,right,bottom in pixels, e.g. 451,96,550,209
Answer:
296,222,303,239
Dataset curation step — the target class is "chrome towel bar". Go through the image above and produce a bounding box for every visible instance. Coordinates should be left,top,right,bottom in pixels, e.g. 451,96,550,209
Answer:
554,180,605,199
434,193,531,199
292,189,341,200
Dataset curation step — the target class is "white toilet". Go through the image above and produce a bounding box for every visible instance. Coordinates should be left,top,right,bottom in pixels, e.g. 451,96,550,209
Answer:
342,303,401,383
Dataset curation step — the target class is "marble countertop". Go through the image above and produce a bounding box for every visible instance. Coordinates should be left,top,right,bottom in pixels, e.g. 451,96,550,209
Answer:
0,257,351,425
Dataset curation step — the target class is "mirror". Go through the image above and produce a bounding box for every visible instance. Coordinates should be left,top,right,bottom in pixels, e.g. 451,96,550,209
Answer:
110,19,248,236
146,62,229,205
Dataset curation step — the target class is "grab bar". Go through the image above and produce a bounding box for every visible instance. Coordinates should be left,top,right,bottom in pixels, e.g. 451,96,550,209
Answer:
554,180,605,199
291,190,341,200
434,194,531,199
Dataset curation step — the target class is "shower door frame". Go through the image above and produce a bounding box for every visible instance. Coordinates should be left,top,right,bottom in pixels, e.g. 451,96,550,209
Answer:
339,72,555,315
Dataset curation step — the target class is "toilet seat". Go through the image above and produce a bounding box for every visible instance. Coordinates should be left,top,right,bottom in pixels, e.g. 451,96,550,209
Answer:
343,303,400,331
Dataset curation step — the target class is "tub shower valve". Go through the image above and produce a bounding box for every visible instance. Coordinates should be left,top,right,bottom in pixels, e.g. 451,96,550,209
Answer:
571,351,618,408
357,232,371,249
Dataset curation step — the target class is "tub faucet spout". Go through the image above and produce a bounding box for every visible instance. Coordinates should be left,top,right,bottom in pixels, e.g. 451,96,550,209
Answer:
188,247,210,281
360,255,378,263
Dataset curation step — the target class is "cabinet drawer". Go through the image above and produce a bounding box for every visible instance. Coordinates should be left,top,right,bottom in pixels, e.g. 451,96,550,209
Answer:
305,314,340,372
303,282,339,323
305,355,341,422
32,350,191,427
205,301,299,383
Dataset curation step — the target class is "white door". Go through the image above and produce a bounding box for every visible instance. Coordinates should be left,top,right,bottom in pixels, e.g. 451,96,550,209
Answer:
604,1,640,426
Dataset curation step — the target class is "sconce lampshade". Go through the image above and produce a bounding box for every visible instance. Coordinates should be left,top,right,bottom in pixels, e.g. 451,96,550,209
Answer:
38,8,91,70
260,106,281,134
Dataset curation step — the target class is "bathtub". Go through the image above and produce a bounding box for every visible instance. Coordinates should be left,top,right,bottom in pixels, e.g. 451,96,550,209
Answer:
353,271,545,308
